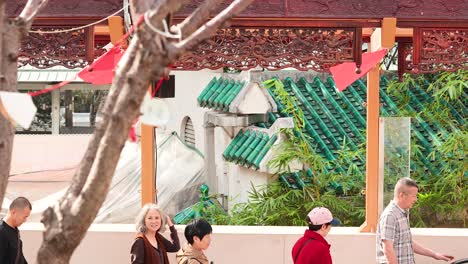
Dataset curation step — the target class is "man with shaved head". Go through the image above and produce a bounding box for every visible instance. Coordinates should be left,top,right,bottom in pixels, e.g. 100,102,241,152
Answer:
1,197,32,264
376,177,454,263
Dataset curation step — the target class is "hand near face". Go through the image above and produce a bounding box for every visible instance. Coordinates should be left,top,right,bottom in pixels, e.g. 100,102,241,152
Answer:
166,215,174,227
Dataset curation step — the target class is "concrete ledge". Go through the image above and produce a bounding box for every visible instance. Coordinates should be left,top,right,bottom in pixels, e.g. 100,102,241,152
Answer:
20,223,468,264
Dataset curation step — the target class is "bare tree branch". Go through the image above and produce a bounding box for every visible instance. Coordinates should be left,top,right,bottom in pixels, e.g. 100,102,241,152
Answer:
66,38,139,199
175,0,254,52
18,0,49,23
131,0,189,21
37,36,155,264
129,0,152,20
143,0,191,33
35,0,253,262
177,0,223,38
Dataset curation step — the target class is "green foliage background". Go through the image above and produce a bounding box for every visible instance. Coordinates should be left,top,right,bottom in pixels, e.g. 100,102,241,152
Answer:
196,70,467,228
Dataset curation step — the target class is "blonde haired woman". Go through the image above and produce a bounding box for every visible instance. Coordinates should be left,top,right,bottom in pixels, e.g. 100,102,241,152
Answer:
131,204,180,264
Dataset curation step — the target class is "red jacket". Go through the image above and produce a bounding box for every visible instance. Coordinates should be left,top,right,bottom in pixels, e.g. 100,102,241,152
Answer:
291,230,332,264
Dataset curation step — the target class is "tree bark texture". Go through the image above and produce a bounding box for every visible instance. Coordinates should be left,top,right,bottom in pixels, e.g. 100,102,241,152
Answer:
37,35,160,263
37,0,252,264
0,0,49,210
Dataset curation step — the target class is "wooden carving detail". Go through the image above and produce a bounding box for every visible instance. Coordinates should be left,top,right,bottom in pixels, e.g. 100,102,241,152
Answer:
94,42,108,59
407,28,468,73
400,42,414,74
173,28,356,71
18,27,90,69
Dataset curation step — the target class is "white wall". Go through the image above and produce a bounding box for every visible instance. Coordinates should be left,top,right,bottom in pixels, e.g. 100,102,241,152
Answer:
20,224,468,264
162,69,222,152
228,167,273,207
11,134,91,174
215,126,233,199
162,70,272,205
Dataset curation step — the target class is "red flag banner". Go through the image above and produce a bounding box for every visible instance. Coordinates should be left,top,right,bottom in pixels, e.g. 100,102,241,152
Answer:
330,49,388,92
78,46,125,85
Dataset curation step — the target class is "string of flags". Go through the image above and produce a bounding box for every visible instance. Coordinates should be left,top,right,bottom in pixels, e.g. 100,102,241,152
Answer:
1,14,387,134
0,91,37,129
0,15,169,139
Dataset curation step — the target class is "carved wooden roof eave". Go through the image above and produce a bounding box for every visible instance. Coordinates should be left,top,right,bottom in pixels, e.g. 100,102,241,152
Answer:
15,0,468,72
172,26,364,72
172,17,383,28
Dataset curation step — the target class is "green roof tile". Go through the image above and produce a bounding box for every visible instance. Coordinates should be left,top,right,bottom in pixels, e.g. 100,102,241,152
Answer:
207,80,234,108
224,129,250,160
238,132,265,166
222,129,276,170
198,77,246,111
232,131,257,160
216,81,242,110
223,130,245,159
274,75,460,188
222,81,246,111
252,134,278,170
197,77,249,111
198,77,221,105
218,74,462,189
245,133,270,168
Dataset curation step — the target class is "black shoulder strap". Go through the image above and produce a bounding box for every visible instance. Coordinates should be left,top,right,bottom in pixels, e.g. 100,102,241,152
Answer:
293,238,315,263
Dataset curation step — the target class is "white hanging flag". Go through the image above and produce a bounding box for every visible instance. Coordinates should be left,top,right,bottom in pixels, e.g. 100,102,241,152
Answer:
139,92,170,127
0,91,37,129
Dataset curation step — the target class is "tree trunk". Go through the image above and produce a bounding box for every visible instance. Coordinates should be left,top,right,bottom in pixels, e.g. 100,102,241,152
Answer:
0,3,26,208
0,0,50,210
2,0,253,262
36,0,254,261
36,33,165,263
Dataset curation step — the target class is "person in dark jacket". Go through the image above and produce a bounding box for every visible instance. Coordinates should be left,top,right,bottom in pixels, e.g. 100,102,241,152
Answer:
130,204,180,264
0,197,32,264
176,218,212,264
291,207,339,264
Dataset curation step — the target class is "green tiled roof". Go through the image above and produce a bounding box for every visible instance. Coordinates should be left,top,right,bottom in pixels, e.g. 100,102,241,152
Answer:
267,75,464,189
222,129,278,170
197,77,246,111
222,74,465,191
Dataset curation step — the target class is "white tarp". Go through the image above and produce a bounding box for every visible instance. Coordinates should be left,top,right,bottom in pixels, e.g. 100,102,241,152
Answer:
2,131,206,224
